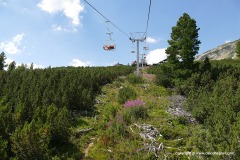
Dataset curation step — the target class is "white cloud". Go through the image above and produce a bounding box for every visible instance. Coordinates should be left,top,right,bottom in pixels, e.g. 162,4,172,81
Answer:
52,25,63,31
52,24,78,32
105,61,119,66
37,0,84,26
146,48,167,65
69,59,93,67
33,64,44,69
0,33,25,54
13,34,25,43
5,58,44,69
146,37,157,44
5,58,14,65
26,63,44,69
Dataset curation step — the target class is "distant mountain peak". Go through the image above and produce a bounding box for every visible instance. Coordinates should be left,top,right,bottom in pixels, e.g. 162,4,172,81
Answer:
195,39,239,61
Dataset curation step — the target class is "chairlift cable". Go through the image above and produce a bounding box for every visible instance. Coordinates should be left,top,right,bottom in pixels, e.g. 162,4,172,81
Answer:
144,0,152,38
83,0,131,39
105,21,111,33
84,0,152,54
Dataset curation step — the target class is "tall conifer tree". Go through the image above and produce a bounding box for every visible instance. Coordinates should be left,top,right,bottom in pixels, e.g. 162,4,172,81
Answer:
0,52,7,70
166,13,201,69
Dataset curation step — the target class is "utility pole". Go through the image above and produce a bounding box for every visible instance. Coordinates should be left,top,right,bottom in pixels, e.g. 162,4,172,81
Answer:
130,36,146,76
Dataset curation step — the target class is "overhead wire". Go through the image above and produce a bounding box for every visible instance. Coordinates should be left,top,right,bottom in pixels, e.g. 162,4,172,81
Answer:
83,0,131,39
144,0,152,38
84,0,152,41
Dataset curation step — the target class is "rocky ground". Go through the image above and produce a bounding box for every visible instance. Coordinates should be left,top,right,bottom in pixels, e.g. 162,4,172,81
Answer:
167,95,196,124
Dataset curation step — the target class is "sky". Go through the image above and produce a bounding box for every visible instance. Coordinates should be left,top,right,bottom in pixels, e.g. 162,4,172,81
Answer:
0,0,240,68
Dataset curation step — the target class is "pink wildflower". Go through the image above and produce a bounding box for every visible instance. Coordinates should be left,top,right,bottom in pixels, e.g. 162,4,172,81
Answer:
124,100,145,108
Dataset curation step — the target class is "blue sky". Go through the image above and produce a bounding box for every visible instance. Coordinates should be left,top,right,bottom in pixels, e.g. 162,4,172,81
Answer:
0,0,240,68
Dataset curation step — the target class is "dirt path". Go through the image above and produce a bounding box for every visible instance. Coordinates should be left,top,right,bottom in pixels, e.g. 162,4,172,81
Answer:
84,142,93,157
141,73,156,82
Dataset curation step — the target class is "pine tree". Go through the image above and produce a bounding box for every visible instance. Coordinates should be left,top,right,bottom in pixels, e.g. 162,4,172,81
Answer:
11,120,50,160
8,61,16,71
200,57,211,73
0,52,7,70
30,63,34,70
0,136,7,159
166,13,201,69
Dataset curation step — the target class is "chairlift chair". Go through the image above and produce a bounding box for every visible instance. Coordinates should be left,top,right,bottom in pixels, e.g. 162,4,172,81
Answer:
143,46,149,51
131,41,135,53
103,44,116,51
143,42,149,51
103,21,116,51
103,35,116,51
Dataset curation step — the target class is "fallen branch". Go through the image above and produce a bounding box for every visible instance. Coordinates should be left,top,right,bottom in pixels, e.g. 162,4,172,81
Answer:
133,124,164,158
76,128,93,137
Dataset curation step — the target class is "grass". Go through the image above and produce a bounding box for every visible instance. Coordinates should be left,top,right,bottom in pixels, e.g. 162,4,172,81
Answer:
70,69,205,159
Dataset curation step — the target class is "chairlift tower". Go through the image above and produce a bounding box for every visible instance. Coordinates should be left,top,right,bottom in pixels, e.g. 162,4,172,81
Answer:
140,53,146,68
130,32,146,76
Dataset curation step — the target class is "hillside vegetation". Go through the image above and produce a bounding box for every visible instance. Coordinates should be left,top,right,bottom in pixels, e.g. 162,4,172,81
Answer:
0,66,134,159
1,12,240,159
0,59,240,159
148,59,240,159
83,59,240,159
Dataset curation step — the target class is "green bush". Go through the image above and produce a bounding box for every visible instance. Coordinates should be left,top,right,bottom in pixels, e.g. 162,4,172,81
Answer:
99,121,127,147
122,109,132,125
46,105,71,142
102,104,118,122
11,120,50,160
111,122,127,138
156,74,172,88
0,136,7,159
146,85,168,97
114,77,125,87
127,74,143,85
116,76,125,83
123,106,147,125
118,87,137,104
114,81,121,88
174,69,193,80
176,116,188,125
107,104,118,118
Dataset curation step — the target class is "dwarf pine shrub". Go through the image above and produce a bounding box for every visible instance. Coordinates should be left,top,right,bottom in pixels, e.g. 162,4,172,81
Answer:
118,86,137,104
127,74,143,85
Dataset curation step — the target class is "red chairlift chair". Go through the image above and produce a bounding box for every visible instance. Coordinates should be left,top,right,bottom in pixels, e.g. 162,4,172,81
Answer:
103,44,116,51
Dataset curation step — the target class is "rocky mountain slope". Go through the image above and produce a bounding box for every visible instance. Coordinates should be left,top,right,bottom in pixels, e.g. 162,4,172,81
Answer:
195,39,239,61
